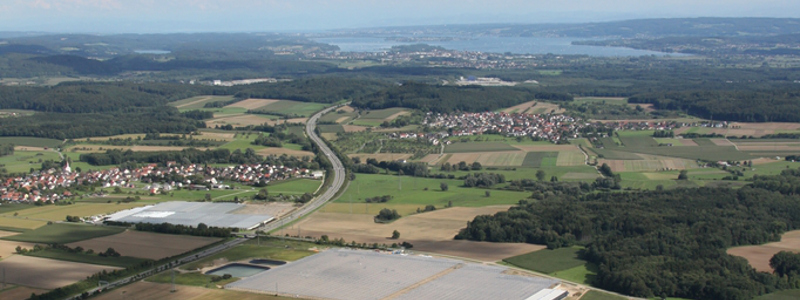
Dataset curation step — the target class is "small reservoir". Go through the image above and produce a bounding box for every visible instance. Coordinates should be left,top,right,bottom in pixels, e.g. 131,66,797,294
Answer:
206,263,270,278
249,259,286,265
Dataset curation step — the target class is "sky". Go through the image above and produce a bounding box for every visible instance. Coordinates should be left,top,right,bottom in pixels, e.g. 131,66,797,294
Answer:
1,0,798,33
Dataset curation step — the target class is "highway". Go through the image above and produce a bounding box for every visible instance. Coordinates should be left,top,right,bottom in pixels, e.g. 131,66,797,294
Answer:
63,105,346,300
261,104,346,232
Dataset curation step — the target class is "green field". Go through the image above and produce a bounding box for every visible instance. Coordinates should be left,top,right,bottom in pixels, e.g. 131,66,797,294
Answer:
503,246,587,274
618,136,658,147
693,138,717,146
267,179,322,195
755,289,800,300
444,142,519,153
522,152,558,167
359,108,408,120
180,240,316,271
147,270,239,287
0,137,63,148
0,150,63,173
573,97,627,105
0,203,34,214
581,290,628,300
318,124,345,134
333,174,530,209
2,223,125,244
26,249,151,268
253,100,328,117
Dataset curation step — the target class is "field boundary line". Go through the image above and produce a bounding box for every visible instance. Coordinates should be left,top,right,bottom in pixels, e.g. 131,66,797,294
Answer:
380,263,464,300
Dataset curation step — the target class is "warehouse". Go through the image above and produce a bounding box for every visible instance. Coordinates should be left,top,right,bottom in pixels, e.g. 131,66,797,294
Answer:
106,201,273,230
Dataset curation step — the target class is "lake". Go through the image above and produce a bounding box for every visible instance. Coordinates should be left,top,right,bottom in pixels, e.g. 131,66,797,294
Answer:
312,36,679,57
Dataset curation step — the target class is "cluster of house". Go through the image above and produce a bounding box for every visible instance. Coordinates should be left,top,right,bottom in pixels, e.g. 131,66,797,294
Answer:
0,161,322,203
422,112,584,143
306,48,539,69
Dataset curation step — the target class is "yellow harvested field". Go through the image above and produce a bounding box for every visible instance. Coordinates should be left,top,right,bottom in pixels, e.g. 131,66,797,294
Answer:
556,151,586,166
348,153,413,162
256,147,314,158
3,203,147,222
342,125,369,132
729,122,800,130
0,230,20,238
512,145,577,152
710,139,735,146
92,281,290,300
442,153,481,165
0,255,121,289
206,114,278,127
174,96,215,109
1,239,37,260
419,154,444,165
224,98,280,109
599,160,626,172
501,100,539,114
528,102,565,115
278,206,544,261
477,151,526,166
320,133,338,140
728,230,800,272
14,146,47,152
335,116,351,123
0,286,49,299
337,106,356,113
0,217,48,230
384,110,411,122
68,231,221,260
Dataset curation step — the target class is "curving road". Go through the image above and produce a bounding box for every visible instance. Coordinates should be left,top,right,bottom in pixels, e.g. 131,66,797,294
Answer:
261,105,346,232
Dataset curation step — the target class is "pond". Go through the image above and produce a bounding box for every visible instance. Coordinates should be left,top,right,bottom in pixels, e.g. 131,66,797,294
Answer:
206,263,270,278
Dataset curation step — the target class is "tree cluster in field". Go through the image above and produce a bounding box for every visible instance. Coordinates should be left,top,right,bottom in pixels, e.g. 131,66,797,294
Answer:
365,195,393,203
351,82,572,113
79,148,261,166
374,208,401,223
102,221,233,237
652,130,675,138
0,143,14,156
440,161,482,172
462,172,506,188
455,170,800,300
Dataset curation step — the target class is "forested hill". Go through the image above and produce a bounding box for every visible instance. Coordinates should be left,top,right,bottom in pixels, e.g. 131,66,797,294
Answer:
456,170,800,300
350,82,572,113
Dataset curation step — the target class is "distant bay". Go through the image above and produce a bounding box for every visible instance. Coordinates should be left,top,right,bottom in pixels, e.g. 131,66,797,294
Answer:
312,36,682,57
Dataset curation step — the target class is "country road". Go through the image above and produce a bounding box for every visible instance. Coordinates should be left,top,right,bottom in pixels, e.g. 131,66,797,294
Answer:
261,104,347,232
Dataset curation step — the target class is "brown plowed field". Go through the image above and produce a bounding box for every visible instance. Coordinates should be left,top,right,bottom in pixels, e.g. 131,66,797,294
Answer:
0,256,121,289
67,231,221,260
276,206,544,261
225,99,279,110
0,286,49,299
727,230,800,272
680,139,699,146
342,125,369,132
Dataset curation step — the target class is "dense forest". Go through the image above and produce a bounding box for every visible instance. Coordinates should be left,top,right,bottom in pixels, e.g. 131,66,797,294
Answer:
351,82,572,113
455,170,800,300
629,89,800,122
79,148,261,166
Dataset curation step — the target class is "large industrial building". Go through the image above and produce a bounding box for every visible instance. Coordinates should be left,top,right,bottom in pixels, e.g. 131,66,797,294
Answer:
105,201,273,230
227,249,568,300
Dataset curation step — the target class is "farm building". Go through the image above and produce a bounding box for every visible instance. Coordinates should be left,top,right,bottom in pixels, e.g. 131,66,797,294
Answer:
105,201,273,230
227,249,563,300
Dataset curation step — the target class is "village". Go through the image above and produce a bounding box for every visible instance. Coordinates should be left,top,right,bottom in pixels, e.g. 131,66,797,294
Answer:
0,161,322,203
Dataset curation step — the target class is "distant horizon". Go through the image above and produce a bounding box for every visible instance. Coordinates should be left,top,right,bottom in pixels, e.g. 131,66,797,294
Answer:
1,16,799,36
1,0,799,34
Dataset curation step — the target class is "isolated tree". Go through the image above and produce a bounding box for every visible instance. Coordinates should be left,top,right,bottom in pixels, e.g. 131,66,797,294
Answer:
678,170,689,180
536,170,546,181
440,182,449,191
550,176,558,182
485,191,491,197
471,162,482,170
391,230,400,239
254,188,269,200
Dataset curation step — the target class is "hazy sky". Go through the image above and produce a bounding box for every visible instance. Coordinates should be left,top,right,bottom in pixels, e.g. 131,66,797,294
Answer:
1,0,798,33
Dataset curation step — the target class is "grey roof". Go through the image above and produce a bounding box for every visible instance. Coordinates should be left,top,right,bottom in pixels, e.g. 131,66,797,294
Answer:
227,249,558,300
110,201,272,230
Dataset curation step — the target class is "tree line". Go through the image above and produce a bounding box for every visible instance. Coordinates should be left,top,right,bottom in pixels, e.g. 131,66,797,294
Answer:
455,170,800,299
